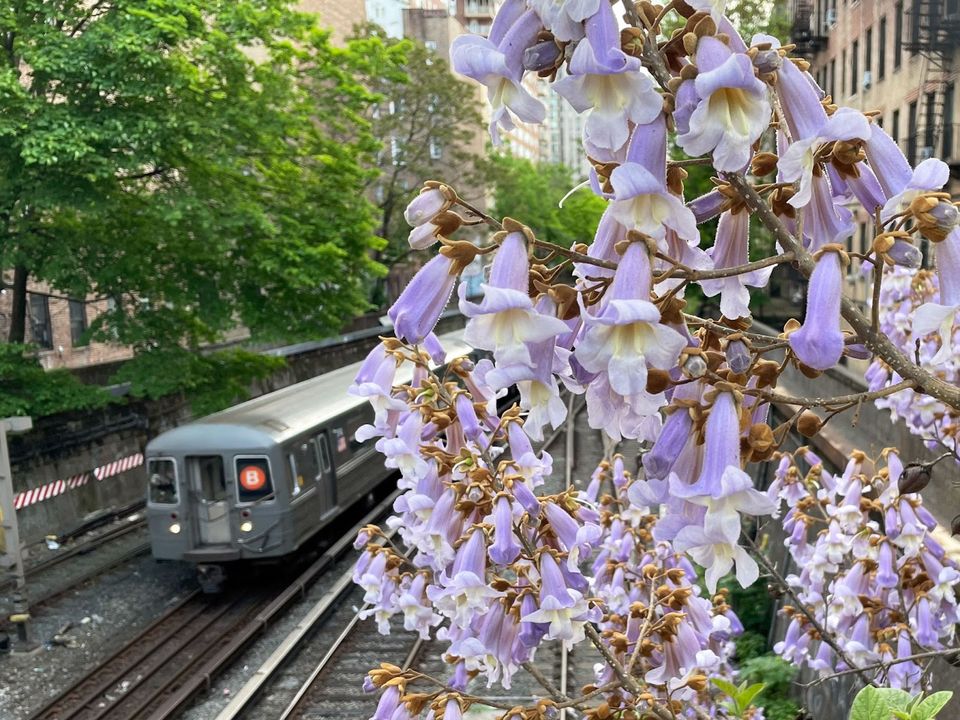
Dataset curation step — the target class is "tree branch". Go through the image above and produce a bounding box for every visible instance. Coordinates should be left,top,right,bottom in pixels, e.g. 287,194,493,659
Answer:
724,172,960,412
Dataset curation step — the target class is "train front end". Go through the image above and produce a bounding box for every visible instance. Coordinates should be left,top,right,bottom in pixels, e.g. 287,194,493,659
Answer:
145,426,288,591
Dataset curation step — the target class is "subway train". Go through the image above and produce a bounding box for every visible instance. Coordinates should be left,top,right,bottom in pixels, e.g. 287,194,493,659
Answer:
145,329,475,592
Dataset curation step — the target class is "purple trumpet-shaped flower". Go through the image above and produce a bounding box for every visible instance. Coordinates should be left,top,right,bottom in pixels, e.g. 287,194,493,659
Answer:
485,296,568,441
789,248,846,370
576,241,686,408
506,421,553,486
388,254,457,344
687,189,728,224
405,187,452,227
888,630,922,690
377,412,429,484
427,529,503,628
774,49,828,141
779,108,871,208
397,572,441,638
552,1,662,153
675,36,771,171
608,115,700,243
461,230,569,368
518,589,549,648
455,393,484,443
877,152,950,222
520,553,599,649
371,686,402,720
699,209,773,318
913,228,960,365
349,342,406,425
876,541,898,589
645,622,719,692
543,500,601,570
672,391,776,539
488,494,522,566
450,11,546,144
674,523,759,592
914,595,940,647
528,0,595,41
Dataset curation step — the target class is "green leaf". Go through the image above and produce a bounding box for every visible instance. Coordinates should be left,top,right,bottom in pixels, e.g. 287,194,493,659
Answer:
875,689,914,712
736,682,767,709
911,692,953,720
711,677,740,699
850,686,895,720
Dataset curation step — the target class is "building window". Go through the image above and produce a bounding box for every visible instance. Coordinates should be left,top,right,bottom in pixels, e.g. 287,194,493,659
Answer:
851,39,859,94
907,100,918,164
944,83,955,157
879,16,887,80
895,3,903,69
925,91,936,153
429,138,442,160
841,49,846,95
865,27,872,85
892,108,900,145
829,58,836,97
69,299,88,347
28,294,53,350
910,1,921,55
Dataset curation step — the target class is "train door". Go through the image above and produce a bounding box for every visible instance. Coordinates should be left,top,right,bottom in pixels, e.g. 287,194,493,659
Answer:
189,456,231,545
316,431,337,515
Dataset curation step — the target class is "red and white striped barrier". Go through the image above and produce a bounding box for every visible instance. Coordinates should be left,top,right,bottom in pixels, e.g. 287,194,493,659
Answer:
13,452,144,510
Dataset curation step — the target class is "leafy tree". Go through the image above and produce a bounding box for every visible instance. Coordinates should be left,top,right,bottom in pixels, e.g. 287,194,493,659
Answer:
0,343,109,417
481,153,607,249
0,1,392,411
349,23,484,287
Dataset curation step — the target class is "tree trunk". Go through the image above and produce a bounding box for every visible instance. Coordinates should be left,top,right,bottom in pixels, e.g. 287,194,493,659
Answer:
7,264,27,343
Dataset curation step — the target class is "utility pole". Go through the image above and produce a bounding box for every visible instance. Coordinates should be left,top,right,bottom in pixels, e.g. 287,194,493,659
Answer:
0,416,34,652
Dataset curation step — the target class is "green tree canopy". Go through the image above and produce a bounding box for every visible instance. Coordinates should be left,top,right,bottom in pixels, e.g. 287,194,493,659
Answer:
480,153,607,249
0,1,403,412
349,23,484,297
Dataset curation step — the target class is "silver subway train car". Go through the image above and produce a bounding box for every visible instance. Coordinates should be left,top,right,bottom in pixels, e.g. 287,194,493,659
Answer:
145,330,473,591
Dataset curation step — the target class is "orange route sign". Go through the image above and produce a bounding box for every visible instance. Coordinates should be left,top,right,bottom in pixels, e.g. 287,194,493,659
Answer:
239,465,267,491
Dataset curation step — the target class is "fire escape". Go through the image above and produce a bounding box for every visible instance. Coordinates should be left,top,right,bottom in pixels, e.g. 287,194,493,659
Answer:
790,0,828,58
903,0,960,166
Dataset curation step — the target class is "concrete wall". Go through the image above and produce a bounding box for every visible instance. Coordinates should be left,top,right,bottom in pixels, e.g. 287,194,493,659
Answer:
10,314,465,546
749,323,960,718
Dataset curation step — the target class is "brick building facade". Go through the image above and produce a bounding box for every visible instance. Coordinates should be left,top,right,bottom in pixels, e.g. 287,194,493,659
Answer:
0,279,133,370
791,0,960,306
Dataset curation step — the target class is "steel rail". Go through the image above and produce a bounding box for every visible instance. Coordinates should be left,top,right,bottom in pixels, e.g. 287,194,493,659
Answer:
142,488,401,720
26,489,400,720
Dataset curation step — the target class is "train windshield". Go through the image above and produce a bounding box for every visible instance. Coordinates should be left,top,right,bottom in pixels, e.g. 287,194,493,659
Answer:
235,457,273,503
148,459,178,504
190,456,226,502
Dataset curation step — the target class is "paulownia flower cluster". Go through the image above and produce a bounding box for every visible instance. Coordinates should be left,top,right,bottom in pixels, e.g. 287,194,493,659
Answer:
347,0,960,717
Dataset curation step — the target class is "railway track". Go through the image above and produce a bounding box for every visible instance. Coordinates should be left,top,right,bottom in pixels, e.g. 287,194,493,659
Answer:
213,398,595,720
26,491,400,720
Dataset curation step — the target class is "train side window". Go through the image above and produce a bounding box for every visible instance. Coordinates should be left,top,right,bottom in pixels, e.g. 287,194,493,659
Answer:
316,433,332,474
148,458,178,504
340,405,373,457
289,439,320,497
235,457,274,503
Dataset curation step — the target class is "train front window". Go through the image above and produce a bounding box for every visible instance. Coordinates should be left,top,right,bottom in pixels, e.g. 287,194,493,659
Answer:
148,459,178,504
189,456,226,502
235,457,273,503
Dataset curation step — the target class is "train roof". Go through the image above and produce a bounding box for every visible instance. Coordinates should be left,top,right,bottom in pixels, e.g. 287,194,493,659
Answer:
146,329,473,452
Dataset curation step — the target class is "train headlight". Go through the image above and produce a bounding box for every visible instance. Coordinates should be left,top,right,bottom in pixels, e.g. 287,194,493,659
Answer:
168,522,181,534
240,520,253,533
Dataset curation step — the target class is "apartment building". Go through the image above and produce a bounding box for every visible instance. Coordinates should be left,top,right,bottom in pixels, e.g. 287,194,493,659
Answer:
0,281,133,370
791,0,960,304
